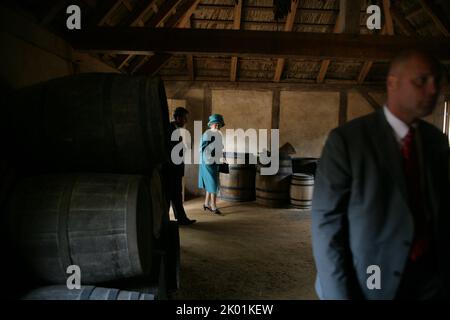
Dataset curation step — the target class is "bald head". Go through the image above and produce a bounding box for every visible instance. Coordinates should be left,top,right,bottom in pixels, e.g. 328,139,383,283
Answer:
386,50,443,124
388,49,442,78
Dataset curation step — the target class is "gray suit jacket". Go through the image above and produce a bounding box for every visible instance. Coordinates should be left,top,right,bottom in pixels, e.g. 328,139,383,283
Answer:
311,109,450,299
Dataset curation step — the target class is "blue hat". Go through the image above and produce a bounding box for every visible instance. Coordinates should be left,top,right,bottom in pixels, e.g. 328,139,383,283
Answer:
207,114,225,127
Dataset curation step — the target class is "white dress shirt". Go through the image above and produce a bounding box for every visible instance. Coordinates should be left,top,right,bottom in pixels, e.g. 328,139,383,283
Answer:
383,105,412,148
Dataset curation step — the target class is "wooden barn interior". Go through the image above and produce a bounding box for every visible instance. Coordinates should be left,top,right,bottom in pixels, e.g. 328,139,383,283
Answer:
0,0,449,300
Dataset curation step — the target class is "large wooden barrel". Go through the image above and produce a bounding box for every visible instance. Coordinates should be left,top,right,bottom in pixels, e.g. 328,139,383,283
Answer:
219,153,256,202
8,73,170,175
290,174,314,210
255,154,292,207
292,157,319,177
22,285,155,300
7,171,165,284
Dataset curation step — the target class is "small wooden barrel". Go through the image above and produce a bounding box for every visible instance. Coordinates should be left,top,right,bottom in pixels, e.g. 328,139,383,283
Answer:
290,174,314,210
255,155,292,207
7,171,164,284
22,285,155,300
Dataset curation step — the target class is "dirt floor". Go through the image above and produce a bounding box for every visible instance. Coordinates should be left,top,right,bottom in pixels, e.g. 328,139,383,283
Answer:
170,197,318,300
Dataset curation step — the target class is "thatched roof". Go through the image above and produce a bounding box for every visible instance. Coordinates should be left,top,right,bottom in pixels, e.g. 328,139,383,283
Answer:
8,0,450,85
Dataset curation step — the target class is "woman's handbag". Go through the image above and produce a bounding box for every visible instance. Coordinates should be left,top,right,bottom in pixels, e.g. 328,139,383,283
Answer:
219,162,229,174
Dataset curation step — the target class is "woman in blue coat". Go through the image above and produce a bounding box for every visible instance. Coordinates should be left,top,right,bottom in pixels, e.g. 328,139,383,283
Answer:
198,114,225,214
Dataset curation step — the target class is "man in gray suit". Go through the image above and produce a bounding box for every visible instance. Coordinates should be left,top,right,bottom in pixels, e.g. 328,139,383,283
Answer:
311,50,450,300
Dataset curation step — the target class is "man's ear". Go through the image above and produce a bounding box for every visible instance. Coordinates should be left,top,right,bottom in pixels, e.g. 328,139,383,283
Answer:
387,75,398,91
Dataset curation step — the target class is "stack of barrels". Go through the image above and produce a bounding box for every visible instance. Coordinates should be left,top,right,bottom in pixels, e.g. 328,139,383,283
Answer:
219,152,257,202
253,154,319,210
4,73,178,300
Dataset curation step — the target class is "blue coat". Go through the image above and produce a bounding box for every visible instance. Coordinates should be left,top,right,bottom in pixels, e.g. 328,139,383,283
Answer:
198,131,223,194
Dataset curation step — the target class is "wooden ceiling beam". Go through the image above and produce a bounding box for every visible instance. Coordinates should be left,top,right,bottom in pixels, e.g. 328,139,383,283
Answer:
418,0,450,37
357,1,395,85
339,0,361,34
230,0,243,82
274,0,299,82
40,0,72,25
116,0,184,70
119,0,159,27
97,0,123,26
390,2,416,36
69,28,450,61
132,0,201,75
383,0,395,35
185,18,195,81
316,0,359,83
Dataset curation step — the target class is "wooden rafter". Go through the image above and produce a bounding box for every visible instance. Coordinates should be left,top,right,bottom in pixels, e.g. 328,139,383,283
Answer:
357,1,395,84
40,0,71,25
383,0,394,35
97,0,123,26
119,0,159,27
357,89,382,110
230,0,243,82
273,0,299,82
116,0,184,70
69,28,450,61
339,0,361,34
317,15,342,83
418,0,450,37
317,0,360,83
186,19,195,81
133,0,201,75
390,2,415,36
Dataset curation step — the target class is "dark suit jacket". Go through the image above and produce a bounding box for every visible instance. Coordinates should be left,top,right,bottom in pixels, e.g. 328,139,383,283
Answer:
311,108,450,299
169,121,185,177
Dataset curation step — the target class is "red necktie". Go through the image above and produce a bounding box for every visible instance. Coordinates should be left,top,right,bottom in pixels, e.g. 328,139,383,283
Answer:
401,127,430,262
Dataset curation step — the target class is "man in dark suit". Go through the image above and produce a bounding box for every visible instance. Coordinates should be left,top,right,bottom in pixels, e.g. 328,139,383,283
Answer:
311,50,449,299
169,107,196,225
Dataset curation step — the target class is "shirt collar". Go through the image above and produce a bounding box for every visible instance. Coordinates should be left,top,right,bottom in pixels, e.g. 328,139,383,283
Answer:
383,105,410,141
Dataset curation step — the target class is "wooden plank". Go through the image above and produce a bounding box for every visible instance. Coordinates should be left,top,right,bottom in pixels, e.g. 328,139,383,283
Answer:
40,0,72,26
340,0,361,34
97,0,123,26
317,15,342,83
230,57,239,82
69,28,450,61
357,89,382,110
116,0,184,70
163,78,421,91
390,3,415,36
146,0,184,27
339,90,348,125
230,0,243,82
119,0,159,27
134,0,201,75
418,0,450,37
357,61,374,84
185,19,194,81
383,0,395,35
406,7,423,20
317,60,331,83
271,89,281,130
203,86,212,132
274,0,299,82
357,23,394,84
186,54,195,81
